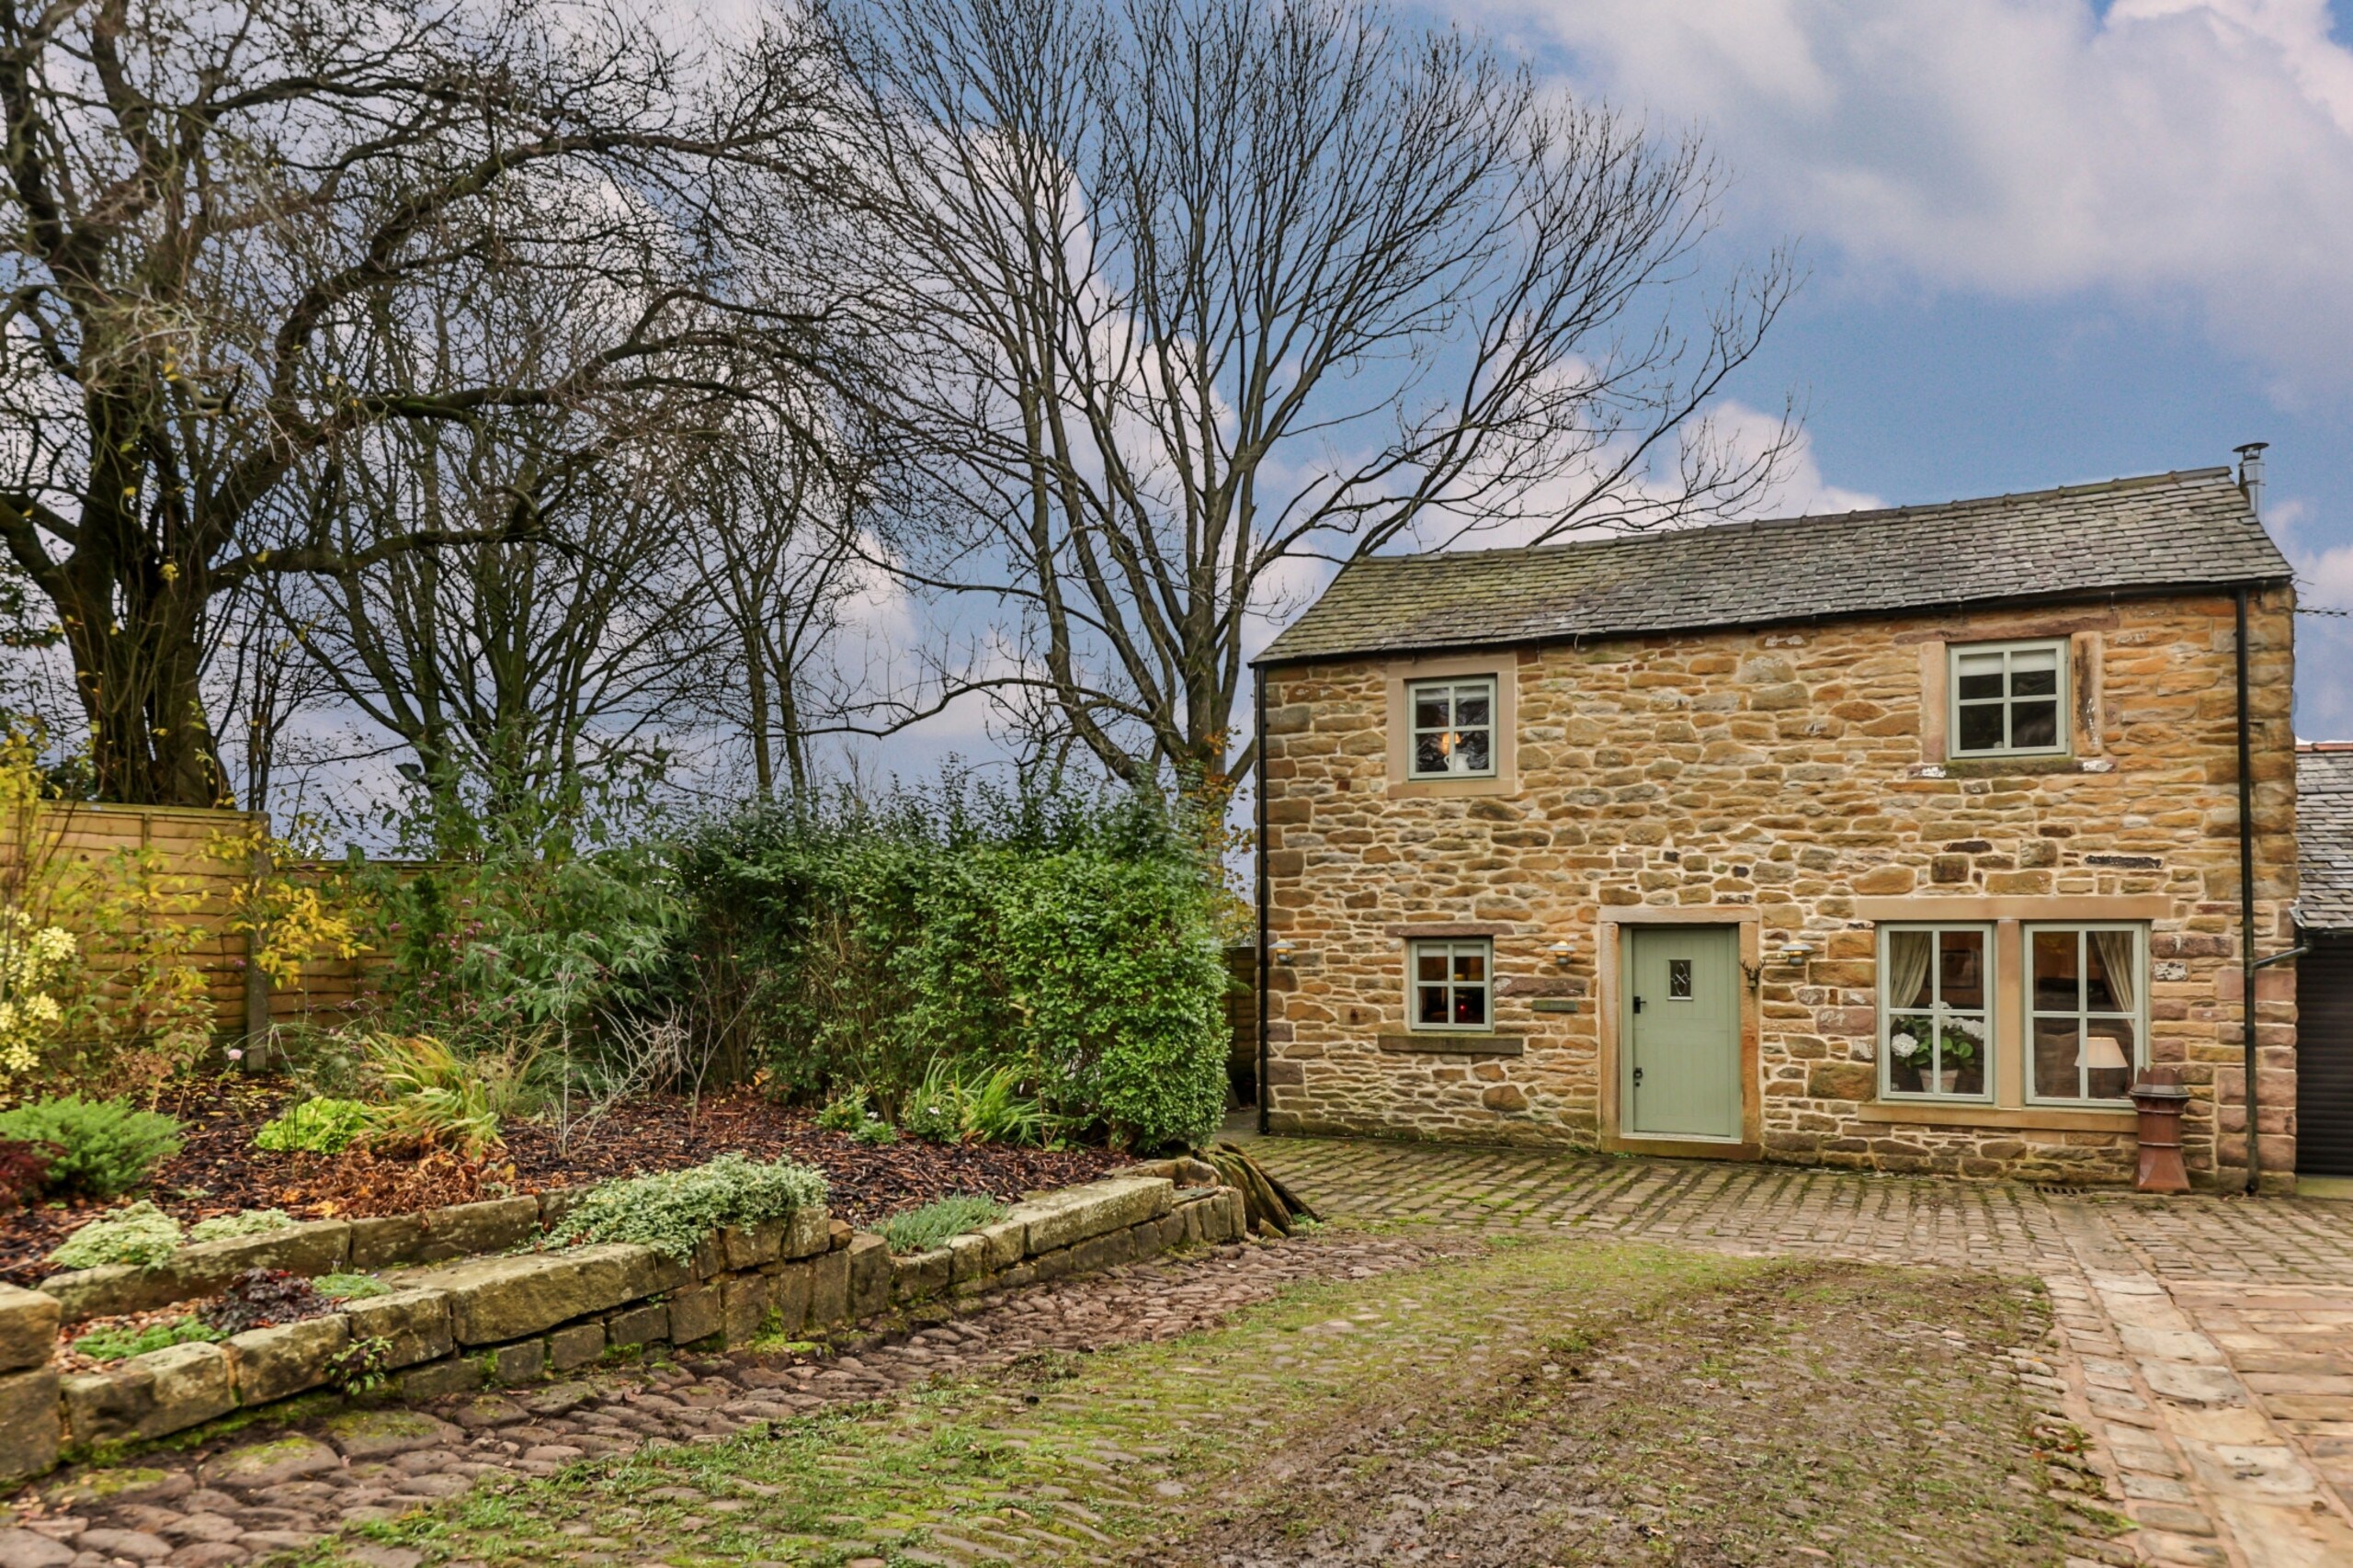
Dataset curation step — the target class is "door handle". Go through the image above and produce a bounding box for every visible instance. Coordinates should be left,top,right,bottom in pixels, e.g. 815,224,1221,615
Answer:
1632,995,1645,1013
1632,1067,1644,1085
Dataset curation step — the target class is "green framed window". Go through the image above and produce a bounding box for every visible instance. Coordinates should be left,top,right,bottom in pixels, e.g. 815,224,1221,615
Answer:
1409,938,1491,1031
2027,924,2144,1106
1408,677,1497,778
1879,925,1994,1101
1950,640,2068,757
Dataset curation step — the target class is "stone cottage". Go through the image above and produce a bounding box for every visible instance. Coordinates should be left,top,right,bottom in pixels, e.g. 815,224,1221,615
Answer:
1251,463,2299,1189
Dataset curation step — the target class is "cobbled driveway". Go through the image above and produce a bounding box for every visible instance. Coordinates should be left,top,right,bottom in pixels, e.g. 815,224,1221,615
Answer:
1242,1133,2353,1568
15,1140,2353,1568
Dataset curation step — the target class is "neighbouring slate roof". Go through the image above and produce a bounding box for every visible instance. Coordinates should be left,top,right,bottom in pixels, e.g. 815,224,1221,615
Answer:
1256,467,2290,665
2302,746,2353,934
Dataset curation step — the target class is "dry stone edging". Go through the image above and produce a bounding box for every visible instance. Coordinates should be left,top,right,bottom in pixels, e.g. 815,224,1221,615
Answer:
1,1162,1242,1486
35,1196,555,1328
13,1226,1438,1568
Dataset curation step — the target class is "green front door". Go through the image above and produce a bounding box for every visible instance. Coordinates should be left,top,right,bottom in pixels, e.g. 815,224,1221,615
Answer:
1623,926,1742,1142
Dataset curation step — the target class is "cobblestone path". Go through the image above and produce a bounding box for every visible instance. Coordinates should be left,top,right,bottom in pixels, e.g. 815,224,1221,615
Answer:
18,1142,2353,1568
329,1234,2079,1567
1239,1133,2353,1568
1233,1133,2353,1285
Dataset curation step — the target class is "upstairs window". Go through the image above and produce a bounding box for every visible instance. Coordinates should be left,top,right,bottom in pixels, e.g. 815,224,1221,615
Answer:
1408,677,1496,778
1950,640,2067,757
1410,939,1490,1031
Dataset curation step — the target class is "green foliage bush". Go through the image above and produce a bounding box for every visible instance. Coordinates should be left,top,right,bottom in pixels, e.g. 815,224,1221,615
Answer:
880,1194,1005,1256
674,775,1228,1150
903,1058,1046,1146
813,1087,870,1132
356,1033,530,1155
49,1200,182,1268
357,820,682,1048
543,1153,826,1262
254,1098,377,1155
187,1209,296,1243
850,1117,898,1145
0,1096,183,1199
72,1314,223,1362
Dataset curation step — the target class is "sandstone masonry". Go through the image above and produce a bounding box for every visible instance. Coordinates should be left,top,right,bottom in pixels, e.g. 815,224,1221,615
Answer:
1257,587,2298,1188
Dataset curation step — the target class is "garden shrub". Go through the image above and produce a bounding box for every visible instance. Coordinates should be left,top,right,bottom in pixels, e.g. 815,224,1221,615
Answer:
0,1139,51,1207
674,775,1228,1150
188,1209,297,1244
813,1087,870,1132
357,816,681,1049
254,1097,377,1155
881,1194,1005,1255
902,1059,1046,1146
359,1033,519,1156
72,1315,225,1362
199,1267,332,1334
49,1200,183,1269
0,1097,183,1199
543,1153,826,1262
850,1117,898,1145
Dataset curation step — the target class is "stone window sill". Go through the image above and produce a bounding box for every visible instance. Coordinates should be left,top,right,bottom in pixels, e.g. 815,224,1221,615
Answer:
1377,1032,1525,1057
1909,756,2115,779
1856,1101,2134,1133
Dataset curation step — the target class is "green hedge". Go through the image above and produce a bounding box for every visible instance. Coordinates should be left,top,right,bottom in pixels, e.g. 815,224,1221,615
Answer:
673,778,1228,1152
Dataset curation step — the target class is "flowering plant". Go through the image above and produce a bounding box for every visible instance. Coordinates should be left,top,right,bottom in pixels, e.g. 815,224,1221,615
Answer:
1889,1014,1985,1092
0,909,75,1076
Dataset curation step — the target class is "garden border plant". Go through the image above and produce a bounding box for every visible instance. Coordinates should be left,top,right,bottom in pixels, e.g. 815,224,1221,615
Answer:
674,775,1231,1151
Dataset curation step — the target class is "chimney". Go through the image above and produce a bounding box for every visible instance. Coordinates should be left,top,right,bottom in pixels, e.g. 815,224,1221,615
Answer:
2234,441,2268,520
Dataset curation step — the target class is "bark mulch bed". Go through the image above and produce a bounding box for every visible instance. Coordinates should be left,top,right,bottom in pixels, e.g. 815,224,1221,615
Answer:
0,1076,1131,1288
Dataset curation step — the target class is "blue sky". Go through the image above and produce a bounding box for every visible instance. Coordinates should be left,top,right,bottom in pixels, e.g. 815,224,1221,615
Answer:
842,0,2353,788
1460,0,2353,734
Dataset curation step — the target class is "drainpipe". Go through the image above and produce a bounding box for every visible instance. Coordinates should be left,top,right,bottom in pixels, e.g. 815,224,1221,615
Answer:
2235,584,2262,1196
1256,668,1271,1137
2233,442,2272,1197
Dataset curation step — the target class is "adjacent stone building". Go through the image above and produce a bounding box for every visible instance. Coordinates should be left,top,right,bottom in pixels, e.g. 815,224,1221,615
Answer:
1253,465,2299,1189
2296,744,2353,1176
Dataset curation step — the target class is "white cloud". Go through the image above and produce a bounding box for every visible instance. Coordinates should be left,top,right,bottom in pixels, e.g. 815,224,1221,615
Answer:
1495,0,2353,393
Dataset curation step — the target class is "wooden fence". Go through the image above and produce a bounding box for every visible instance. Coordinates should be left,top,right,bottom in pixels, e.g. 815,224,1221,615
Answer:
6,802,388,1046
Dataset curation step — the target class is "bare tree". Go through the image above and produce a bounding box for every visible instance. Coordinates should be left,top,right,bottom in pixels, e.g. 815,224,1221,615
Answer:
677,413,879,804
274,255,718,847
0,0,850,805
824,0,1798,791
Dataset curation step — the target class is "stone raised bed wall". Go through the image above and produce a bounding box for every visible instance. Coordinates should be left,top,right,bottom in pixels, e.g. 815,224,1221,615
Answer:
36,1193,572,1326
0,1165,1244,1483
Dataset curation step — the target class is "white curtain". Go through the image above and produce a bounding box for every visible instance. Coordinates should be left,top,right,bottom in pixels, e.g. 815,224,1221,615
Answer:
2091,928,2138,1015
1885,930,1934,1013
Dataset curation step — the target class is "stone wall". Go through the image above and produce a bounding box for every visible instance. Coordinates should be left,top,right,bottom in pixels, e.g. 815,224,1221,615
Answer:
1259,587,2298,1188
1,1168,1245,1483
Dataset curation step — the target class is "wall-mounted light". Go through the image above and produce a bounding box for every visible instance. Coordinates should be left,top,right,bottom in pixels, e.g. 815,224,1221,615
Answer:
1547,939,1576,967
1775,942,1818,965
1271,937,1297,965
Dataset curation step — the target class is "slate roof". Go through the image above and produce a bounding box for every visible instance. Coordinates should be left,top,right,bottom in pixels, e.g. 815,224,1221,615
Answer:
1256,467,2291,665
2302,745,2353,935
